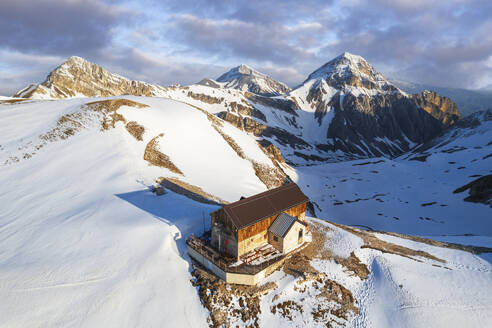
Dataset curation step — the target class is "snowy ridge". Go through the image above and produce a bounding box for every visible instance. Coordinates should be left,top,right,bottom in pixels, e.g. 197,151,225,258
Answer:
216,64,291,96
0,96,286,201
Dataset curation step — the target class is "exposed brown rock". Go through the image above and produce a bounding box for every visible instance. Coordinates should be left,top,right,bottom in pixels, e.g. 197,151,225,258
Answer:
271,300,303,320
157,177,227,205
243,117,267,136
251,162,286,189
125,121,145,141
40,113,85,142
185,103,223,127
143,134,183,175
412,90,461,126
230,101,250,115
191,265,276,328
212,126,286,189
328,221,445,263
85,98,149,112
245,92,299,116
325,92,447,157
216,111,243,130
281,223,360,324
258,141,286,164
0,98,28,104
187,91,224,104
216,111,267,136
229,101,267,121
376,229,492,255
86,98,148,130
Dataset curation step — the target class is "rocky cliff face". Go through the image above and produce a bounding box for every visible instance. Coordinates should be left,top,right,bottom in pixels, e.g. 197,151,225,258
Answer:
14,56,167,99
412,90,461,126
216,64,291,96
287,52,461,157
325,92,445,156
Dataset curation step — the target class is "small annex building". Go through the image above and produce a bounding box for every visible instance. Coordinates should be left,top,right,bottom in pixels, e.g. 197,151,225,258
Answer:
210,182,309,260
268,213,305,254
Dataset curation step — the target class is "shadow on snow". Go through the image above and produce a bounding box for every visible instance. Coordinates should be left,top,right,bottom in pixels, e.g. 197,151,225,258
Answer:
115,186,220,265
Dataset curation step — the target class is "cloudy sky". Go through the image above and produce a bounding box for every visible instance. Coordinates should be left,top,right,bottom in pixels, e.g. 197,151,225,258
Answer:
1,0,492,96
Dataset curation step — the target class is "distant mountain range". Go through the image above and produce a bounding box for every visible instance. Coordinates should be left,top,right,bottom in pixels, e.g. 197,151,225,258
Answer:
12,53,466,161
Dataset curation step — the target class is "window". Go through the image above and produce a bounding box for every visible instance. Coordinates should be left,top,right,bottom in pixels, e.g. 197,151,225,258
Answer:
273,235,278,242
298,229,303,239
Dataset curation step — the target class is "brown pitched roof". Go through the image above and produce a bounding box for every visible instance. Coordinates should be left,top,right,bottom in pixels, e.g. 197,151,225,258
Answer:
222,183,309,230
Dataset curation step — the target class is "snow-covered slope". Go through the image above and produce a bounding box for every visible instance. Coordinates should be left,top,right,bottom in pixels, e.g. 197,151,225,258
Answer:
0,95,287,326
262,219,492,328
1,96,491,327
294,110,492,236
0,96,289,201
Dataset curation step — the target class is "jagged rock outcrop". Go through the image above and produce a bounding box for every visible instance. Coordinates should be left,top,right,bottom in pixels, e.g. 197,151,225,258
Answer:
454,174,492,206
217,112,244,130
186,91,224,104
412,90,461,126
245,92,298,116
260,141,285,164
229,101,266,121
216,111,267,136
326,92,444,156
14,56,167,99
216,64,291,96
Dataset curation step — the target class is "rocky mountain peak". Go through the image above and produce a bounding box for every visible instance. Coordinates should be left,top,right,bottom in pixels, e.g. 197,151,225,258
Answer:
236,64,255,75
14,56,166,99
47,56,121,83
64,55,91,67
285,52,462,158
216,64,291,96
217,64,260,81
303,52,394,92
